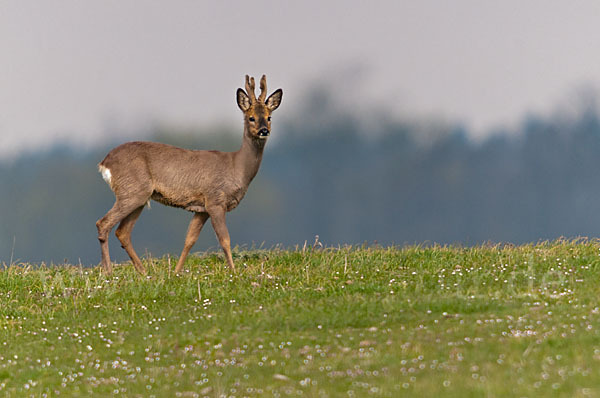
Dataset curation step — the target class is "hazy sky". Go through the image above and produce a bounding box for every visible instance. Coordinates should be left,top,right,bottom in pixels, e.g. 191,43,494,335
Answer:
2,1,600,156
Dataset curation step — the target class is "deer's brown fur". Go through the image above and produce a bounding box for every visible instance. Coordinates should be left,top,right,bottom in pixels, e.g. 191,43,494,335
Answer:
96,75,283,274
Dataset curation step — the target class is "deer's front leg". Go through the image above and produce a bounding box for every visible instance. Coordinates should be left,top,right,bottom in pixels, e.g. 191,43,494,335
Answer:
208,207,235,271
175,212,209,273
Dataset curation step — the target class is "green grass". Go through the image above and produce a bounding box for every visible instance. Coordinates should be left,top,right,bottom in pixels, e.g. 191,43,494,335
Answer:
2,240,600,396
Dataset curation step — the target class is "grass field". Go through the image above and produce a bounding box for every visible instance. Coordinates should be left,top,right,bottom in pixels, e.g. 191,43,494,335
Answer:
2,240,600,397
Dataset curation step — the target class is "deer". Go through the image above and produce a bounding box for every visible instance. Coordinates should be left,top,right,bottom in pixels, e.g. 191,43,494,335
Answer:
96,75,283,274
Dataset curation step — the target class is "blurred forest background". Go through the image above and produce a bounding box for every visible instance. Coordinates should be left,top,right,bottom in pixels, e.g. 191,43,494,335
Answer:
2,85,600,265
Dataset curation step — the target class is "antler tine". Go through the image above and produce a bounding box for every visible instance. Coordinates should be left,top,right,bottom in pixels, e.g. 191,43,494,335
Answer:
245,75,257,103
258,75,267,102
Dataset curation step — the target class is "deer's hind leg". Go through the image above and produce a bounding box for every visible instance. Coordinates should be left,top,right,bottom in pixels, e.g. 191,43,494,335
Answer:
115,205,147,274
96,188,152,274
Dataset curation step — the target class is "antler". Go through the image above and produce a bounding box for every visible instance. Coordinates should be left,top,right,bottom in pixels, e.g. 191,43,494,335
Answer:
258,75,267,102
245,75,257,104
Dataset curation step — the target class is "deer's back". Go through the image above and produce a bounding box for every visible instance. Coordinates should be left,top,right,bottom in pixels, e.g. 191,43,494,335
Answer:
100,141,243,211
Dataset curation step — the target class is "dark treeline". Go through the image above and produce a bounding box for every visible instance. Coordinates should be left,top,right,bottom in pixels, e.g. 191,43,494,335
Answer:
2,91,600,265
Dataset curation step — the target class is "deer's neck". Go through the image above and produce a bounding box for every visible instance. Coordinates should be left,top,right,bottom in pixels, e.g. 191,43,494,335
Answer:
233,129,265,187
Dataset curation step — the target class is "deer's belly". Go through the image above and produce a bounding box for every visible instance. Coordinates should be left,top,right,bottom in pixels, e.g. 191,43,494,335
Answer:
150,186,245,213
151,191,206,212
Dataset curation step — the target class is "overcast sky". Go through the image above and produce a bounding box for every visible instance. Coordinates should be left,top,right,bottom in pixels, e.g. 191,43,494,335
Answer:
2,1,600,156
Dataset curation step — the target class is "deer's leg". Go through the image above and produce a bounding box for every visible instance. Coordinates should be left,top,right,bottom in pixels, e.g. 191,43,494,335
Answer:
96,196,149,274
115,205,146,275
97,202,131,274
175,212,209,273
208,208,235,271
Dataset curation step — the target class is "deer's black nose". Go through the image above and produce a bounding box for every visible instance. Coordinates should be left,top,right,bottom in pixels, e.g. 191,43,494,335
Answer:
258,127,270,137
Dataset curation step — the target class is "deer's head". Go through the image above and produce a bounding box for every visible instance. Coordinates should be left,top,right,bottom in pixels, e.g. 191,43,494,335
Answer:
237,75,283,140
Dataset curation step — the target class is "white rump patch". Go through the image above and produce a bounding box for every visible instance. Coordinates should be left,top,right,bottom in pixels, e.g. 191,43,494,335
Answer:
98,165,112,186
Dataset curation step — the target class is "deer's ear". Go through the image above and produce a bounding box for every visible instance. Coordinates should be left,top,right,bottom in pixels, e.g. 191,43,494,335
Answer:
237,89,251,111
265,89,283,111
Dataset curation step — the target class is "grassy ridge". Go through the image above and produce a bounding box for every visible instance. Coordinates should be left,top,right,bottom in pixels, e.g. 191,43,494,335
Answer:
1,240,600,396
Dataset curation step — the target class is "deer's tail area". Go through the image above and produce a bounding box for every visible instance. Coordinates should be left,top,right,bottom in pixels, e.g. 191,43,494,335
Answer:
98,164,112,188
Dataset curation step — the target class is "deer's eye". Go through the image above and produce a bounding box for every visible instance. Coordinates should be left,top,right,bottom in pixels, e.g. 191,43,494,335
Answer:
249,117,255,122
267,116,271,121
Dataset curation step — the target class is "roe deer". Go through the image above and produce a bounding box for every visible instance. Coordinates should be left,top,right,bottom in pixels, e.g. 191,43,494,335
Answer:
96,75,283,274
